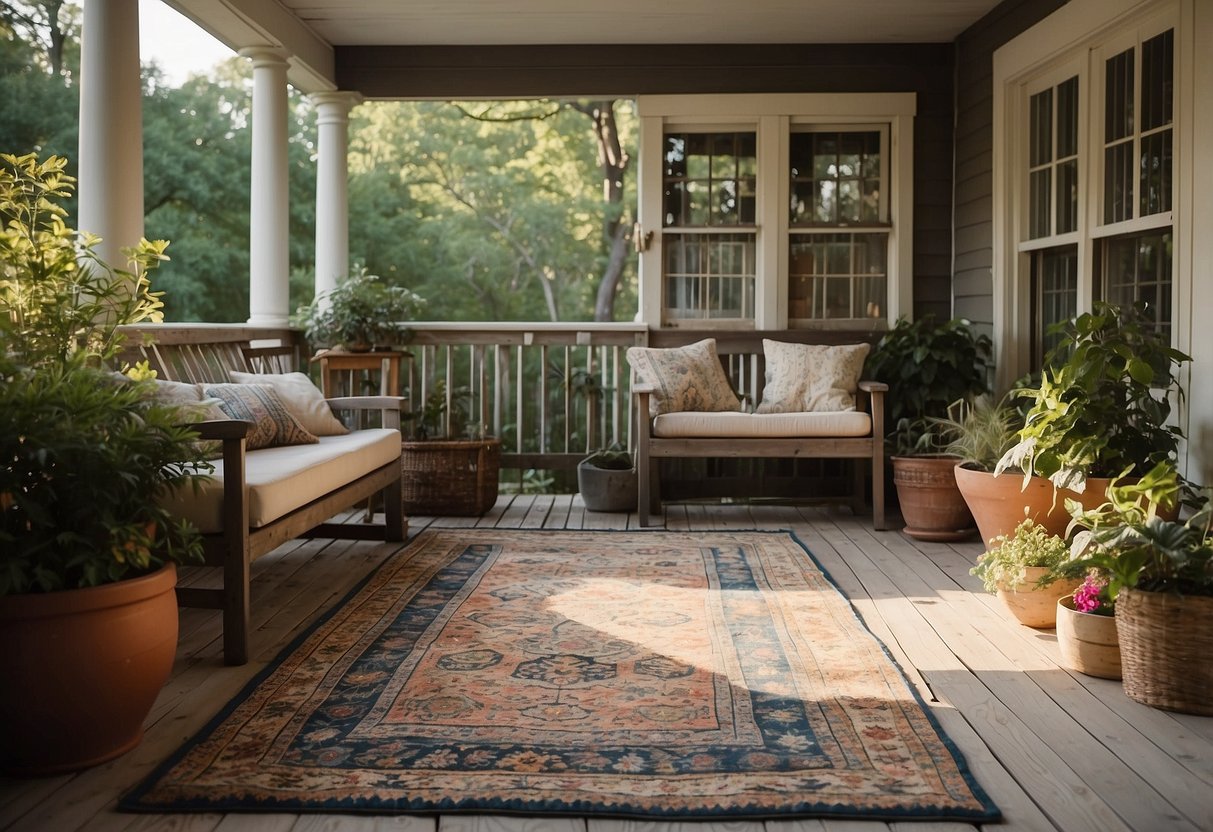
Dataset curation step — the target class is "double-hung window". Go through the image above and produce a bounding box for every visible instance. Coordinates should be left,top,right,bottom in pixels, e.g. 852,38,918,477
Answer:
637,95,915,331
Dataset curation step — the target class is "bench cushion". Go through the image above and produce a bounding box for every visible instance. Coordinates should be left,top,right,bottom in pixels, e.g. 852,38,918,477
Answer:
652,411,871,438
163,429,401,533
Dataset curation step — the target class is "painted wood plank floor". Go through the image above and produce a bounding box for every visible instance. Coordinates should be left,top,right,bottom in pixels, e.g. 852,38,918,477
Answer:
2,494,1210,832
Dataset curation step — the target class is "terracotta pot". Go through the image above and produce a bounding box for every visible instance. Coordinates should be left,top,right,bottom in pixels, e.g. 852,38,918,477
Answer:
891,456,976,541
0,563,179,776
577,460,638,513
996,566,1081,629
1117,588,1213,715
953,466,1115,550
1056,596,1121,679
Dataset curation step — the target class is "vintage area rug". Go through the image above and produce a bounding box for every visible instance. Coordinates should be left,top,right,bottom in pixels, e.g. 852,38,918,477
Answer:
123,529,999,821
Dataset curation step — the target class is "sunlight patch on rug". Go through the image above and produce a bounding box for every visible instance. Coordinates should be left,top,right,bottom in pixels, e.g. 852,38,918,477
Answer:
122,529,999,821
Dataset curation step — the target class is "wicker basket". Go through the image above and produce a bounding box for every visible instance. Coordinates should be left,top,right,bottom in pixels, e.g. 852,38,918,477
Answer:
1117,588,1213,715
400,438,501,516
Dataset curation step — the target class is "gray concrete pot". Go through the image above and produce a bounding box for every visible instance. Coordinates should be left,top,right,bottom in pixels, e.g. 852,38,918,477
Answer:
577,459,638,513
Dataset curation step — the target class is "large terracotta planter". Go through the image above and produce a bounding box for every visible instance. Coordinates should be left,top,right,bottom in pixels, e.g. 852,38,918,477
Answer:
1056,596,1121,679
1117,588,1213,715
953,466,1114,550
995,566,1081,629
0,563,179,776
891,456,976,541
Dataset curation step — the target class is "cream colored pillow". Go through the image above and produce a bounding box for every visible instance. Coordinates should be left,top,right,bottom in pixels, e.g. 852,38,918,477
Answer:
756,340,870,413
626,338,741,417
229,371,348,436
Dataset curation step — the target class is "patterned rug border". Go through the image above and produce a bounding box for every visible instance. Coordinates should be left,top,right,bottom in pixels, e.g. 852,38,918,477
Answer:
121,528,1001,822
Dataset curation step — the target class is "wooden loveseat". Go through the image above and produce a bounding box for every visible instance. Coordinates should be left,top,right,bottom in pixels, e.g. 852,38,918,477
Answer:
630,331,888,530
118,325,406,665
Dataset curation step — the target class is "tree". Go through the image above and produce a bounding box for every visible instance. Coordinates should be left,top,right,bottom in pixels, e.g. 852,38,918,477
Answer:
0,0,75,76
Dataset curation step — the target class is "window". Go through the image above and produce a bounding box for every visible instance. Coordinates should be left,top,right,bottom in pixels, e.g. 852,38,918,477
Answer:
1031,245,1078,367
788,130,888,324
637,94,915,330
1098,28,1173,332
661,132,757,321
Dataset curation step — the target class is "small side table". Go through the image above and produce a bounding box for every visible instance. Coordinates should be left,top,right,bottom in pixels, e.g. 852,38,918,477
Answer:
313,349,405,398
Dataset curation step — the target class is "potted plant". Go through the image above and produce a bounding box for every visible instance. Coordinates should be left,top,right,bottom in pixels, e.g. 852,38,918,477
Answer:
295,266,425,352
400,380,500,516
0,153,211,774
1062,462,1213,714
970,517,1081,628
578,444,637,513
865,316,991,540
1055,573,1121,680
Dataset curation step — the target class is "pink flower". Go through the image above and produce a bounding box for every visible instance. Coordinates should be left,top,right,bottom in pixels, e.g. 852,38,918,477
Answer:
1073,575,1111,614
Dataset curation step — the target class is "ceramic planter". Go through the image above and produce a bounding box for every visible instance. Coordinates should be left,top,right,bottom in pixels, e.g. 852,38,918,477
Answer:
953,466,1115,550
995,566,1081,629
1056,596,1121,679
577,459,638,513
891,456,976,541
1116,588,1213,715
0,563,179,776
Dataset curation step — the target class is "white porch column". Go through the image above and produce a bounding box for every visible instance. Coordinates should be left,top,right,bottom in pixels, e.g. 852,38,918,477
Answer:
78,0,143,269
312,91,361,302
240,46,291,326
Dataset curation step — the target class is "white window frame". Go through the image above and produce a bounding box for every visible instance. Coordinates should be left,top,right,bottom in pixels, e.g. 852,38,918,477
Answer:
636,94,915,330
992,0,1191,390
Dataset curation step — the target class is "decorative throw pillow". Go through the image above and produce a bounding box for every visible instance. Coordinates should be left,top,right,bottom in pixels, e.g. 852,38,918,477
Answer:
148,379,228,458
756,340,871,413
201,383,319,450
228,371,348,436
626,338,741,417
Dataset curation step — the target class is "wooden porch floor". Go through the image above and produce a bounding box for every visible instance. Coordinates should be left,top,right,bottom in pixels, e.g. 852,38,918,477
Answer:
3,495,1211,832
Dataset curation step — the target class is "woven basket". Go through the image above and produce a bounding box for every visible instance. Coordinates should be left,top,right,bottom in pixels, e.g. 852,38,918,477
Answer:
1117,588,1213,715
400,438,501,516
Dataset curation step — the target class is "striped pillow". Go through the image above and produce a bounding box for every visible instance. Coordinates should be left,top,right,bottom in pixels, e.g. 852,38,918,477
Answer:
202,384,319,450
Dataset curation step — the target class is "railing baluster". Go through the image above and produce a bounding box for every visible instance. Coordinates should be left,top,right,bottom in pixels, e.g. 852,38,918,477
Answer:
539,344,549,454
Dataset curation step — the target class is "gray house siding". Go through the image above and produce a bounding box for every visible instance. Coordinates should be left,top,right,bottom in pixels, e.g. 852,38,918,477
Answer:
952,0,1071,331
337,44,956,321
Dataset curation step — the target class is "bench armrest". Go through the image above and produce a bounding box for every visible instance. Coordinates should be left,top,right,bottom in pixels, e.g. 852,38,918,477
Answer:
326,395,406,430
632,382,659,394
192,419,255,440
857,380,888,393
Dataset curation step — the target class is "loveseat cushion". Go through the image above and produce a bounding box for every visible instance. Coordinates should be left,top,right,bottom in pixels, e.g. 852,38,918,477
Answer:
756,341,870,413
162,428,401,533
652,411,871,438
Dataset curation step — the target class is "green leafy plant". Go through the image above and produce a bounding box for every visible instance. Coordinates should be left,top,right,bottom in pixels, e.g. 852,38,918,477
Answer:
294,266,425,350
582,442,633,471
970,517,1070,594
0,152,210,594
865,315,992,453
996,302,1190,492
406,379,484,440
934,395,1023,472
1059,461,1212,601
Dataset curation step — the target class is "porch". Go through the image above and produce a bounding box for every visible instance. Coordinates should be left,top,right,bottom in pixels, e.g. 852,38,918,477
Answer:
2,499,1208,832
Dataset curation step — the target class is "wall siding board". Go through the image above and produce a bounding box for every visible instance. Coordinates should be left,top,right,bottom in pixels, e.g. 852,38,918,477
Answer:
953,0,1070,329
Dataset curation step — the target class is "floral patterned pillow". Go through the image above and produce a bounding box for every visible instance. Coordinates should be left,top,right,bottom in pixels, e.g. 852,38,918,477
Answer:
756,340,870,413
202,384,320,450
626,339,741,417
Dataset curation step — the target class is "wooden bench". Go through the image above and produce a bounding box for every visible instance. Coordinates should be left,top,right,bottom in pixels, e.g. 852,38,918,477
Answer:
118,325,406,665
633,330,888,530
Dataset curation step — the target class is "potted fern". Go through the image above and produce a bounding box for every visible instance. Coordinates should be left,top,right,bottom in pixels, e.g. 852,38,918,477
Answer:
0,153,211,774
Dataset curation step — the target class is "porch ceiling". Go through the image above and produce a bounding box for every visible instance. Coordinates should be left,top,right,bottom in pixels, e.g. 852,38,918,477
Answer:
162,0,1001,94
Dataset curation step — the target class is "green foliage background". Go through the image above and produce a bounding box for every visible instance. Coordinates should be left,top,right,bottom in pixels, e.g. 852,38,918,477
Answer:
0,2,637,325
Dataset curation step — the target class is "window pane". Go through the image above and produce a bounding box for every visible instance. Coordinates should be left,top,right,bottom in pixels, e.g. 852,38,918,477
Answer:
1105,48,1134,142
1102,231,1173,342
1030,170,1051,239
790,131,882,227
663,232,756,321
1056,160,1078,234
788,232,887,320
1142,29,1174,132
1030,88,1053,167
1031,245,1078,369
1104,141,1133,224
1057,76,1079,158
1140,129,1172,215
664,131,756,227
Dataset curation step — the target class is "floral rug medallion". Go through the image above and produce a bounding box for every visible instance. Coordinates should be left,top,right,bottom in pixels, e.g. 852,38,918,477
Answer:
122,529,999,821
